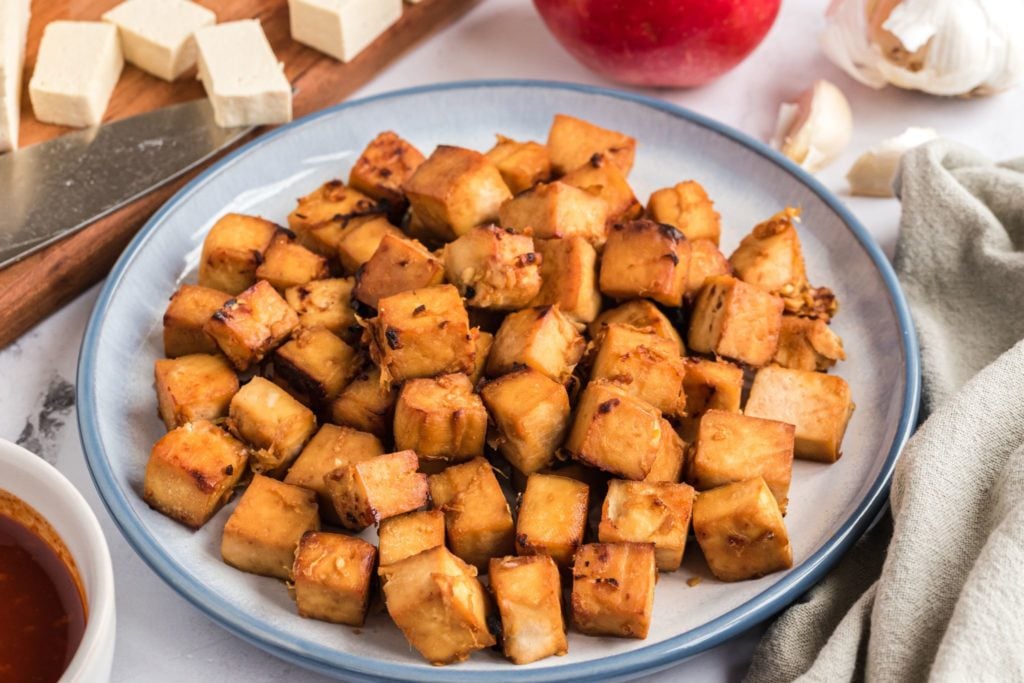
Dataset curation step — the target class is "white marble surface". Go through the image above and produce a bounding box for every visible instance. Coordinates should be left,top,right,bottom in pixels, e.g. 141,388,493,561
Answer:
1,0,1022,681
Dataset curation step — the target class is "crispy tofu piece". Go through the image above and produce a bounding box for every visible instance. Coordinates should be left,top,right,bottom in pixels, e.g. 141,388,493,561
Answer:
143,420,248,528
547,114,636,176
348,131,425,216
403,145,512,242
443,225,542,310
284,278,358,341
644,419,686,484
468,330,493,385
163,284,232,357
325,450,428,531
599,219,691,307
366,285,476,384
688,410,794,511
377,510,446,568
730,208,806,295
254,232,330,293
679,358,744,441
773,316,846,372
514,473,588,567
154,354,239,430
686,239,732,299
379,545,495,665
480,368,571,475
288,180,381,257
599,480,694,571
530,236,601,323
498,181,609,247
688,275,784,367
293,531,376,626
571,542,656,638
336,215,405,274
489,555,567,664
485,134,552,195
221,474,320,580
565,381,663,480
589,299,685,354
204,280,299,371
428,457,514,568
198,213,278,295
328,363,398,439
692,477,793,582
560,153,642,224
228,377,317,477
486,305,585,383
590,323,686,416
273,327,358,406
354,233,445,309
744,366,855,463
647,181,722,245
394,373,487,468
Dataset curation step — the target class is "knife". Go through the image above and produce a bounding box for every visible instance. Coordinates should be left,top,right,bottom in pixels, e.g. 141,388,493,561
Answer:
0,99,252,269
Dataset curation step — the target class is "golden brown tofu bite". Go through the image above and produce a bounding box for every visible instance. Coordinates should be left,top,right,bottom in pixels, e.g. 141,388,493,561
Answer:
571,542,656,639
489,555,567,664
773,316,846,372
486,305,585,383
514,473,588,567
547,113,636,176
686,239,732,299
198,213,278,295
228,376,317,477
377,510,446,568
154,354,238,430
393,373,487,469
288,180,380,257
644,419,686,484
204,280,300,371
335,215,405,274
530,236,601,323
498,181,609,247
647,180,722,245
254,232,329,293
163,284,232,357
428,457,515,568
688,275,784,367
443,225,542,310
354,233,445,309
348,131,425,215
292,531,376,626
589,299,685,354
599,219,691,307
560,153,642,224
589,323,687,417
326,450,428,531
599,480,695,572
469,330,493,385
284,278,358,341
328,363,398,439
273,327,359,406
485,134,552,194
679,357,744,441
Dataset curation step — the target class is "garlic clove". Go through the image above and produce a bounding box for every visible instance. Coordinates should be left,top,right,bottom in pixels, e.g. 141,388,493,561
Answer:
771,80,853,173
847,127,938,197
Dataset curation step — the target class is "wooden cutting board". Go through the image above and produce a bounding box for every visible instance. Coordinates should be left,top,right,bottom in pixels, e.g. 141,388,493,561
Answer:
0,0,480,349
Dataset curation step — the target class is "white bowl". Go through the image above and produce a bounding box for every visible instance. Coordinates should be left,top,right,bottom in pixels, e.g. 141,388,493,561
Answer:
0,438,116,682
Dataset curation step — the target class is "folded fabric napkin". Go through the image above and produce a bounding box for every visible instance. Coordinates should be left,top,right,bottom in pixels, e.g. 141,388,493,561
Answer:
745,141,1024,682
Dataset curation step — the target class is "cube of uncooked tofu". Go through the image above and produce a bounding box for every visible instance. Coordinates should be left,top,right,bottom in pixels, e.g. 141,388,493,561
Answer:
692,477,792,582
688,275,784,367
547,113,636,176
480,368,570,475
288,0,401,62
514,473,588,567
687,239,732,298
221,474,320,579
428,457,514,568
773,316,846,372
489,555,567,664
0,0,31,152
288,180,381,257
328,363,398,439
530,236,601,323
394,373,487,469
154,353,239,430
195,20,291,127
293,532,376,625
336,216,405,274
228,376,317,477
560,153,642,224
354,234,444,309
326,450,428,530
590,323,686,416
744,366,855,463
205,280,299,371
486,305,585,383
485,134,552,194
599,480,694,571
688,410,794,511
403,145,512,242
101,0,215,81
589,299,685,354
647,181,722,245
644,420,686,484
571,542,656,638
349,131,425,215
600,219,691,307
443,225,542,310
498,181,609,247
377,510,446,568
729,208,807,295
29,21,123,128
284,278,358,341
255,232,330,292
379,546,495,665
143,420,248,528
199,214,279,295
163,284,232,357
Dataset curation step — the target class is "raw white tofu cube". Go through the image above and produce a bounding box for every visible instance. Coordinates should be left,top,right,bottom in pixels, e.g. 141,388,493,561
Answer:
102,0,216,82
194,20,292,127
0,0,31,151
29,21,124,128
288,0,403,63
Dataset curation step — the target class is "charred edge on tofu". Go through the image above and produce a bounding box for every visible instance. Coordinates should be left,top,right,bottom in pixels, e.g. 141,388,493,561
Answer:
663,252,680,265
412,305,426,316
385,327,401,350
251,250,264,266
223,465,234,476
598,398,620,414
276,226,298,240
332,204,388,227
588,153,603,167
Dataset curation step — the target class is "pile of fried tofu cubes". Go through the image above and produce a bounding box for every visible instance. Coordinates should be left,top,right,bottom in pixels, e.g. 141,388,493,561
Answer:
143,113,855,667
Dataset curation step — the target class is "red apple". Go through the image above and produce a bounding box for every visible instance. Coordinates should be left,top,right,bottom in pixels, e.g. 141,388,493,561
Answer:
533,0,782,88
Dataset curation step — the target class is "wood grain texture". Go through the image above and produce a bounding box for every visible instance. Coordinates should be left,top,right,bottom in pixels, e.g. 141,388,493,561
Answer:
0,0,480,349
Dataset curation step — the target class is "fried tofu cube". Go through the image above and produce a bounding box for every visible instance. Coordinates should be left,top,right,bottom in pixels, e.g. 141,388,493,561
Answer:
204,280,300,371
273,327,358,405
480,369,571,475
530,236,601,323
394,373,487,468
687,239,732,298
221,474,320,579
292,532,376,626
599,480,694,571
514,473,588,567
599,219,691,307
547,114,636,176
354,234,445,309
773,316,846,372
228,377,317,477
688,275,784,367
688,410,794,511
498,181,609,247
328,363,398,439
287,180,380,256
443,225,542,310
403,145,512,242
571,542,656,638
163,284,232,357
143,420,248,528
484,134,552,194
154,354,239,430
366,285,476,384
428,457,514,568
254,232,330,292
326,450,428,531
744,366,855,463
647,181,722,245
284,278,358,340
692,477,793,582
378,510,446,567
565,382,662,480
469,330,493,385
729,208,807,295
379,545,495,665
336,215,405,274
560,153,642,224
486,305,585,383
590,323,686,416
198,213,278,295
489,555,567,664
679,357,744,440
644,419,686,484
589,299,685,354
348,131,425,216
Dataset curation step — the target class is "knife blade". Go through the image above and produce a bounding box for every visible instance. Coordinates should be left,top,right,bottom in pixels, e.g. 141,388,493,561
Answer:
0,99,253,269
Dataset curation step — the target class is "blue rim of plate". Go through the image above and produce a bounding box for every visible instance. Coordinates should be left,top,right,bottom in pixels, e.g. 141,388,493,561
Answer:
78,79,921,682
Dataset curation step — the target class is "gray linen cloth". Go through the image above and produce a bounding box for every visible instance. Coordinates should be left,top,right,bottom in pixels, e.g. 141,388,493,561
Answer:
744,141,1024,682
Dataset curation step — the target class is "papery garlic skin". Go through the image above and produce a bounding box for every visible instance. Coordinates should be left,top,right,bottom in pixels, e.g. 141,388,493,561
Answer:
847,127,938,197
822,0,1024,96
771,80,853,173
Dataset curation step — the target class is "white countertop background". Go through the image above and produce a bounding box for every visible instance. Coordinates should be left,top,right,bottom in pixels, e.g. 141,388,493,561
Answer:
2,0,1022,680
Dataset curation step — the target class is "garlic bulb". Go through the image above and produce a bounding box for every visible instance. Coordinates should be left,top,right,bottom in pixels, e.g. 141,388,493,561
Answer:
771,80,853,173
847,127,938,197
822,0,1024,96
